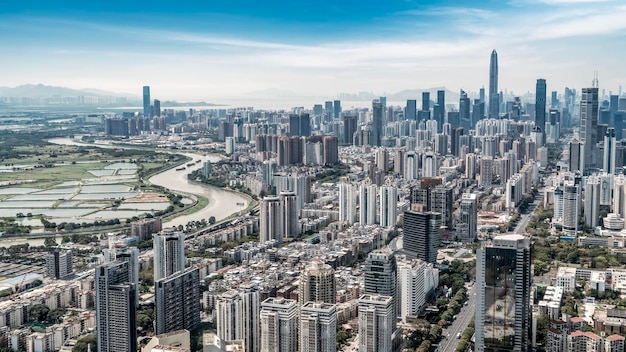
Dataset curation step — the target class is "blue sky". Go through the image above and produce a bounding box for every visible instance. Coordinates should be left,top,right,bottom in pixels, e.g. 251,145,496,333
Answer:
1,0,625,101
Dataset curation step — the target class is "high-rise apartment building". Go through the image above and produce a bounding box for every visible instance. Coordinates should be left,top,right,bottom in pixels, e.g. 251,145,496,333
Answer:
342,115,357,145
299,302,337,352
103,247,140,307
280,191,300,238
96,261,137,352
397,258,438,322
403,210,442,264
358,294,394,352
155,267,200,335
339,180,356,224
260,298,298,352
299,259,336,305
563,182,581,234
604,128,617,174
475,234,531,352
580,87,599,169
489,50,499,119
379,184,397,228
429,185,453,229
584,176,601,229
216,283,261,352
359,181,378,225
153,229,186,281
45,249,73,280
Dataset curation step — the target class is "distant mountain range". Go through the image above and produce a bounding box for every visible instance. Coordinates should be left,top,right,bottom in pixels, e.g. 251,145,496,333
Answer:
0,84,137,99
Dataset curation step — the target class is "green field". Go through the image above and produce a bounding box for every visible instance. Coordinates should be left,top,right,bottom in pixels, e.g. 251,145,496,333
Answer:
0,162,104,189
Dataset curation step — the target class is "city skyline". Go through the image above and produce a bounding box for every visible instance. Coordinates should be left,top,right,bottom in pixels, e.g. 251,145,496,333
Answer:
1,0,625,100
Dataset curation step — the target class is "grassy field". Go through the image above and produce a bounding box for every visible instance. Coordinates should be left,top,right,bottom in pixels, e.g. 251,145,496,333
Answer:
174,195,208,217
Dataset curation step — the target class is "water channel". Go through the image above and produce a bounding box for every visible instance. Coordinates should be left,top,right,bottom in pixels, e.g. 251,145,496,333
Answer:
0,138,250,247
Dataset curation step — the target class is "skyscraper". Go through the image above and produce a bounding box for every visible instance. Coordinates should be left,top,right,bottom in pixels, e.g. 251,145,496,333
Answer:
475,234,531,352
143,86,151,118
300,302,337,352
216,284,261,352
406,99,417,121
338,180,356,224
155,267,200,334
364,248,398,318
403,210,442,264
260,196,283,243
397,258,439,322
421,91,430,112
96,261,137,352
460,90,471,131
536,79,547,133
604,127,617,174
260,298,298,352
358,294,394,352
45,249,73,280
584,176,601,229
359,181,378,225
299,259,336,305
153,229,186,281
435,90,445,131
280,191,300,238
342,115,357,145
580,87,599,169
457,193,478,241
372,101,383,147
489,50,499,119
333,100,341,120
379,184,397,228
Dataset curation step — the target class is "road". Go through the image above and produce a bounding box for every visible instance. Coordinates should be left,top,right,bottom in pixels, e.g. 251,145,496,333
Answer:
438,283,476,352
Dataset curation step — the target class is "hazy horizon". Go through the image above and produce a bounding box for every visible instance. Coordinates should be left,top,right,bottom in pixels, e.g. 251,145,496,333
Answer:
1,0,625,100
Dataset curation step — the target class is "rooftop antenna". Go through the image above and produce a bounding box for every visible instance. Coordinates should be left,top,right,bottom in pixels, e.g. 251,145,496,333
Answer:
593,71,599,88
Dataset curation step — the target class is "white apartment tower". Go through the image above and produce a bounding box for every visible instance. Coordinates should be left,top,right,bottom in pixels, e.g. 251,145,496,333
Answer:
358,294,394,352
338,180,356,224
260,298,298,352
379,183,397,228
359,181,378,226
299,302,337,352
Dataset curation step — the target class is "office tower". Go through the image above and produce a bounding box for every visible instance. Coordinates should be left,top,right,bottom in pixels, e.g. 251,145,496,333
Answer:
372,101,383,147
569,139,582,173
406,99,417,120
279,191,300,238
45,249,73,280
338,180,356,224
155,267,200,334
422,151,437,178
342,115,357,145
143,86,150,118
448,111,460,129
536,79,547,133
397,258,438,322
260,298,298,352
299,259,336,305
460,90,471,131
403,210,442,264
435,90,445,130
584,176,601,229
472,99,485,125
358,294,394,352
379,184,398,228
153,229,186,281
489,50,499,119
324,101,333,121
333,100,341,119
260,196,283,243
451,127,463,157
364,248,398,318
300,302,337,352
457,193,478,241
153,99,161,117
563,183,581,234
480,87,485,103
289,114,310,137
216,284,261,352
475,234,531,352
421,91,430,112
580,87,599,169
604,128,616,174
434,133,448,156
430,185,453,229
359,181,378,225
96,261,137,352
551,91,558,109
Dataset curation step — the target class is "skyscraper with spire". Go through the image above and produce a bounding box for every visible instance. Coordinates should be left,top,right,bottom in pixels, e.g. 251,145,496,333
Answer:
489,50,499,119
536,79,547,134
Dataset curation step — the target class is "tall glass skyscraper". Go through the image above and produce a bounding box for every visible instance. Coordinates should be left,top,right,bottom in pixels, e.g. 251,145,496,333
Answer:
475,234,531,352
535,79,547,133
143,86,150,118
580,87,599,169
489,50,499,119
372,101,383,147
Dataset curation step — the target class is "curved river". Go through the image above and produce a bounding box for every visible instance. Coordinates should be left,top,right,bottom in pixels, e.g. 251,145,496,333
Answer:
0,138,250,246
